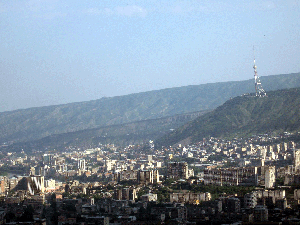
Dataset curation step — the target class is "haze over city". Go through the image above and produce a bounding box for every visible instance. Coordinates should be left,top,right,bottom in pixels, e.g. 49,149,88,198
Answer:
1,0,299,112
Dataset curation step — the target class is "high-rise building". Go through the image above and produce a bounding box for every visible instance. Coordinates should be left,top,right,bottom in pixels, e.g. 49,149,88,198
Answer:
43,154,53,166
147,155,153,162
244,192,257,209
204,167,258,186
294,149,300,172
168,162,188,180
137,169,159,184
106,159,112,171
78,159,86,171
265,166,276,188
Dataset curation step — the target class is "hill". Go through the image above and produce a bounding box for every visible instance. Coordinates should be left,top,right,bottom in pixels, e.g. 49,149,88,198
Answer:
1,111,206,152
156,88,300,147
0,72,300,144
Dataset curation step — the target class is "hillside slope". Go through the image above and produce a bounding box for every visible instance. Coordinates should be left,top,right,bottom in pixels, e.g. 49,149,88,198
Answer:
157,88,300,146
1,72,300,144
2,111,206,152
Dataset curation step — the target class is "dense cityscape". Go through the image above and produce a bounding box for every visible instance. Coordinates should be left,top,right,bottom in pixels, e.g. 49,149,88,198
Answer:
1,1,300,224
0,132,300,224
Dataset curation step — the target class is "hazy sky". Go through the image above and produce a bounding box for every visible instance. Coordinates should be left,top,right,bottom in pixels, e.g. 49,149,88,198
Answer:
1,0,299,112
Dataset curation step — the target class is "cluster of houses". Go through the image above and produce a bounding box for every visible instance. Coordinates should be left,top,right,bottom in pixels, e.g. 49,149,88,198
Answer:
0,133,300,223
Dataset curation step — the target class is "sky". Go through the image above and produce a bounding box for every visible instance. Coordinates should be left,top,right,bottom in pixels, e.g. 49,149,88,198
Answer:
0,0,299,112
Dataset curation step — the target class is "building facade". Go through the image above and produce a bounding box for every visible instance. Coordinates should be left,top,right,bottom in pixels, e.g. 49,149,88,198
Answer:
168,162,189,180
204,167,258,186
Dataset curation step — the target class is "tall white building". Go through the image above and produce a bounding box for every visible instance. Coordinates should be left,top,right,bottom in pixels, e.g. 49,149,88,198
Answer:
294,149,300,172
265,166,276,189
147,155,153,162
78,159,86,171
106,159,112,171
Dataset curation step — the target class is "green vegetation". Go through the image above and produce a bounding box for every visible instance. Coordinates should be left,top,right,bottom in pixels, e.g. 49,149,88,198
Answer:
155,186,170,203
0,171,8,176
3,111,204,152
175,182,256,200
275,177,284,186
0,164,29,175
0,72,300,147
153,181,256,202
157,87,300,146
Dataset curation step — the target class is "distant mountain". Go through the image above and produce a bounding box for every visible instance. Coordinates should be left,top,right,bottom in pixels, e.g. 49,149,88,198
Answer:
0,72,300,144
156,88,300,147
2,111,206,152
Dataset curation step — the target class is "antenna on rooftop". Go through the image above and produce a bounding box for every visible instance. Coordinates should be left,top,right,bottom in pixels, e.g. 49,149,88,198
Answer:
253,46,266,97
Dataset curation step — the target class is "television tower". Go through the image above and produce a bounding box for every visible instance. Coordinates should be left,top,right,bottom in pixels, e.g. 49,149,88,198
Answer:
253,47,266,97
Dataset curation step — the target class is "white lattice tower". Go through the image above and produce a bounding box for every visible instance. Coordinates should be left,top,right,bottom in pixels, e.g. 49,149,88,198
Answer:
253,47,267,97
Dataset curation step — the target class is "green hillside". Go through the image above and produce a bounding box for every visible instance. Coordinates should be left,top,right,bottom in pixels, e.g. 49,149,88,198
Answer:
157,88,300,147
2,111,206,152
0,72,300,144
